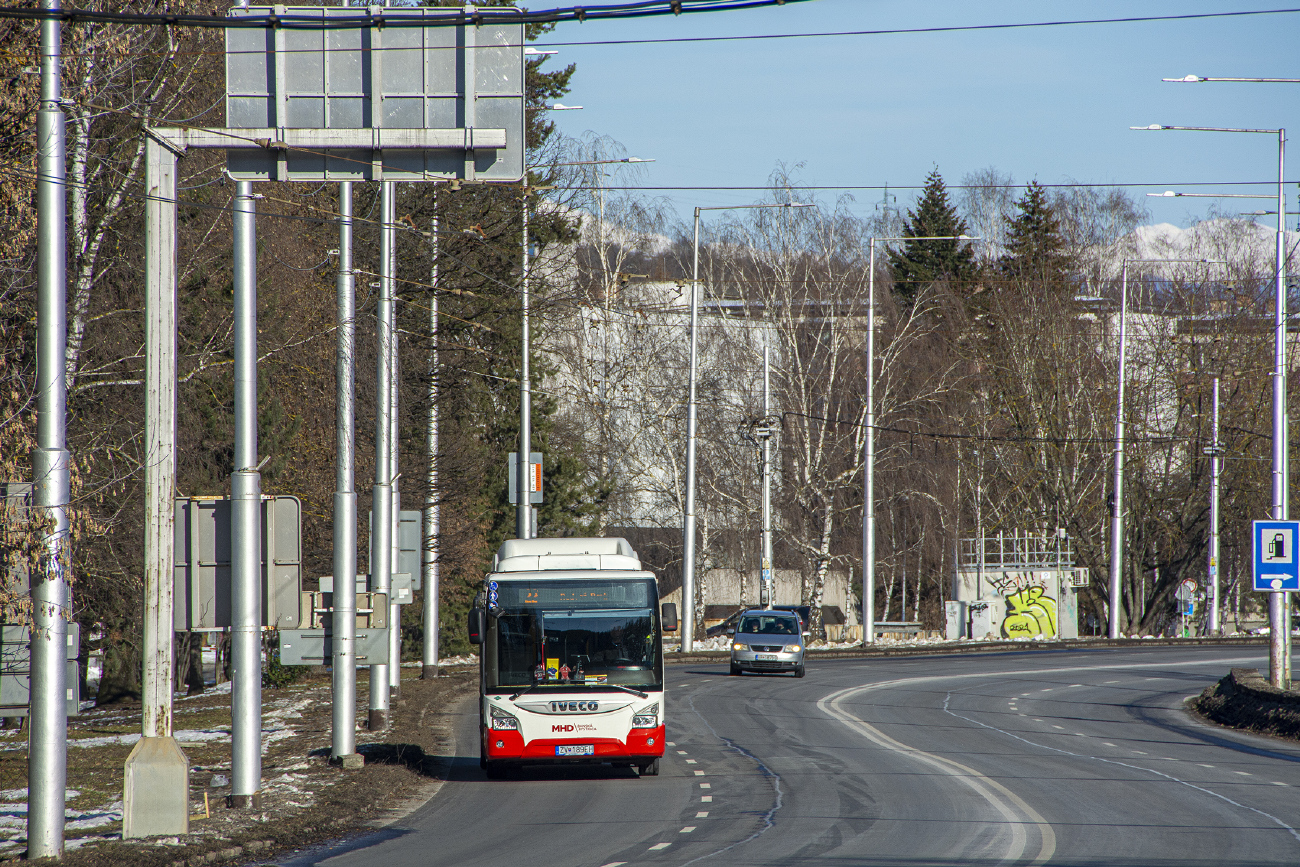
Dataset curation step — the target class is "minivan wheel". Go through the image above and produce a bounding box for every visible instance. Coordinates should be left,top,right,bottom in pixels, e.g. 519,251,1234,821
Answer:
730,663,742,676
795,664,806,678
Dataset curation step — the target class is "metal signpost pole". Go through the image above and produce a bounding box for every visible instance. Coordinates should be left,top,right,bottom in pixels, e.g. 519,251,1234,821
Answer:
1272,129,1289,686
862,239,876,646
681,208,702,652
1208,377,1222,635
423,214,441,679
332,181,358,761
518,188,533,540
370,181,394,729
230,180,263,807
29,0,70,854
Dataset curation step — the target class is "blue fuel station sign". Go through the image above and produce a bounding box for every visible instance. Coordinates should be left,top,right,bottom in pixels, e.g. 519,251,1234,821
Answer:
1252,520,1300,592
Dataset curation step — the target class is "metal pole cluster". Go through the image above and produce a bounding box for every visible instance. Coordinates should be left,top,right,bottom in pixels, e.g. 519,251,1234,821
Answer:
1207,377,1221,636
518,189,533,540
1107,262,1130,639
422,213,441,678
29,0,71,854
862,240,877,646
1269,130,1289,686
680,208,702,651
760,339,773,608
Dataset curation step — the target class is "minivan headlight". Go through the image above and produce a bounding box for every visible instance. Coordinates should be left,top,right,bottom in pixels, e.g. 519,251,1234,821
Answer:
784,644,802,653
732,642,744,651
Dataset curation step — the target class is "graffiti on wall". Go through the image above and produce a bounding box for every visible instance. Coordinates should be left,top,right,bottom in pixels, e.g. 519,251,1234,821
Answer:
1001,586,1058,638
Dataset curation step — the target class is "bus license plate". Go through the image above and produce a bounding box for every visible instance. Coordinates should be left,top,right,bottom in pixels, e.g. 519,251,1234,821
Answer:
756,654,777,660
556,744,594,757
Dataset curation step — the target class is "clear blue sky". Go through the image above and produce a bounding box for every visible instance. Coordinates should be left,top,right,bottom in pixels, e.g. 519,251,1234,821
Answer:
537,0,1300,229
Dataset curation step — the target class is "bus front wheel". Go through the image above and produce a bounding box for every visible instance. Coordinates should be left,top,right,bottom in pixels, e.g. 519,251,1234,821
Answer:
639,758,660,776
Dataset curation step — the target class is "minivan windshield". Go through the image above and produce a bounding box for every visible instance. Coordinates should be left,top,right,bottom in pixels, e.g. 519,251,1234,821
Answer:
738,614,800,636
485,578,663,691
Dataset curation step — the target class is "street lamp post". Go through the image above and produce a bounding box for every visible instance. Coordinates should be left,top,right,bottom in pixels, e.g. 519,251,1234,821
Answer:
680,201,812,652
1134,121,1288,684
1107,257,1223,639
862,234,978,646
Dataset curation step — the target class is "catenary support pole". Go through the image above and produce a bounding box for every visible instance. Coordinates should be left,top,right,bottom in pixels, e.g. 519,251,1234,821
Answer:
230,180,263,807
332,181,358,760
1108,262,1130,639
862,239,877,646
517,187,532,539
760,337,773,609
1208,376,1221,636
29,0,70,854
126,131,188,839
370,181,394,729
388,207,401,696
423,213,441,678
680,208,702,652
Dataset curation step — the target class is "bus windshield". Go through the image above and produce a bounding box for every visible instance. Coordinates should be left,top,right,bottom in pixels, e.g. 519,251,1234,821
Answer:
485,578,662,691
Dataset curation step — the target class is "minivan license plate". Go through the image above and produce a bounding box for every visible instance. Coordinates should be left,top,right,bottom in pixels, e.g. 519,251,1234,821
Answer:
556,744,594,756
756,653,777,660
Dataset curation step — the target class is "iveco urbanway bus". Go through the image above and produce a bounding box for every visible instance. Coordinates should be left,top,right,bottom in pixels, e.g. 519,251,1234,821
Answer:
468,537,676,778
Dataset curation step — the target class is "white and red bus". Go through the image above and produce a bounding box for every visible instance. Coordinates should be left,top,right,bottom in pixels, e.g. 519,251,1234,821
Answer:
468,537,676,778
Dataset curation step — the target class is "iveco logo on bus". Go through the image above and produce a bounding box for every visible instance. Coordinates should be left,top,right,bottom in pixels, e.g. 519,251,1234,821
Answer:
549,701,599,713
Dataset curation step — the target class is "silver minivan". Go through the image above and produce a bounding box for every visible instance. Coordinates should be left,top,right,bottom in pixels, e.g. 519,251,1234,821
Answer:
729,609,807,677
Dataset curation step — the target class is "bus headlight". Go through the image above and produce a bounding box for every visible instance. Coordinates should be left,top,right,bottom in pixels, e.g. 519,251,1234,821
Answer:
632,702,659,729
489,705,519,731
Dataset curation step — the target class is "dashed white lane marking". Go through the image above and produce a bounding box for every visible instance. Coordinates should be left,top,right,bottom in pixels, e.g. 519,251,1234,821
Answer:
1273,782,1288,786
701,795,713,802
1020,693,1031,696
699,783,711,789
1051,725,1064,730
667,742,676,747
599,862,626,867
1103,680,1119,684
1040,688,1053,692
1236,771,1253,776
685,759,698,764
1132,750,1148,755
648,842,671,851
677,750,689,755
1068,684,1082,688
694,770,705,776
1198,764,1214,768
1032,718,1043,722
696,811,709,818
1102,743,1116,747
680,826,696,833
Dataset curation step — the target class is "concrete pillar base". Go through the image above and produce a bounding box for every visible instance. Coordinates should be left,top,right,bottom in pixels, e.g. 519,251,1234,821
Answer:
227,791,263,809
368,709,387,731
123,736,190,838
330,753,365,770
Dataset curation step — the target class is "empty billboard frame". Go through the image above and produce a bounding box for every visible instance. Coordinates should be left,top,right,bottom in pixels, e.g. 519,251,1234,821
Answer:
225,5,524,182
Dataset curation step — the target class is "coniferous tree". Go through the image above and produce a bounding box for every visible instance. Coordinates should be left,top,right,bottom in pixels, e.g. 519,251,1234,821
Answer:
887,168,978,307
999,181,1071,293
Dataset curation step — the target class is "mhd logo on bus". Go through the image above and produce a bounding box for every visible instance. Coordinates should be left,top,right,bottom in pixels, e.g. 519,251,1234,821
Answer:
1252,520,1300,592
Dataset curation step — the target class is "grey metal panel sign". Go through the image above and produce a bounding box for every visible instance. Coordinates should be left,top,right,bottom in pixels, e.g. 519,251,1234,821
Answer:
173,496,302,631
507,452,543,504
278,627,389,666
297,591,388,630
368,510,423,591
0,624,81,717
225,6,524,182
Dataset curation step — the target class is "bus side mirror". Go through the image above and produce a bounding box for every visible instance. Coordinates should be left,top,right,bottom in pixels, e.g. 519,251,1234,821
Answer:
661,602,678,632
468,608,485,645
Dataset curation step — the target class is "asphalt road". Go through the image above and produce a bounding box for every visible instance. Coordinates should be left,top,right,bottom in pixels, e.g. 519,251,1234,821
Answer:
276,645,1300,867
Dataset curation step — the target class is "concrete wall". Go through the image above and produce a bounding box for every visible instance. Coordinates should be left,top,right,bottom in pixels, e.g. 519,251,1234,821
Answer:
661,568,859,626
952,568,1081,639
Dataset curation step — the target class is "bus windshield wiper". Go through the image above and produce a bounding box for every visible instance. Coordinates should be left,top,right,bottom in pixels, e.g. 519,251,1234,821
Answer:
578,682,648,699
508,684,539,701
